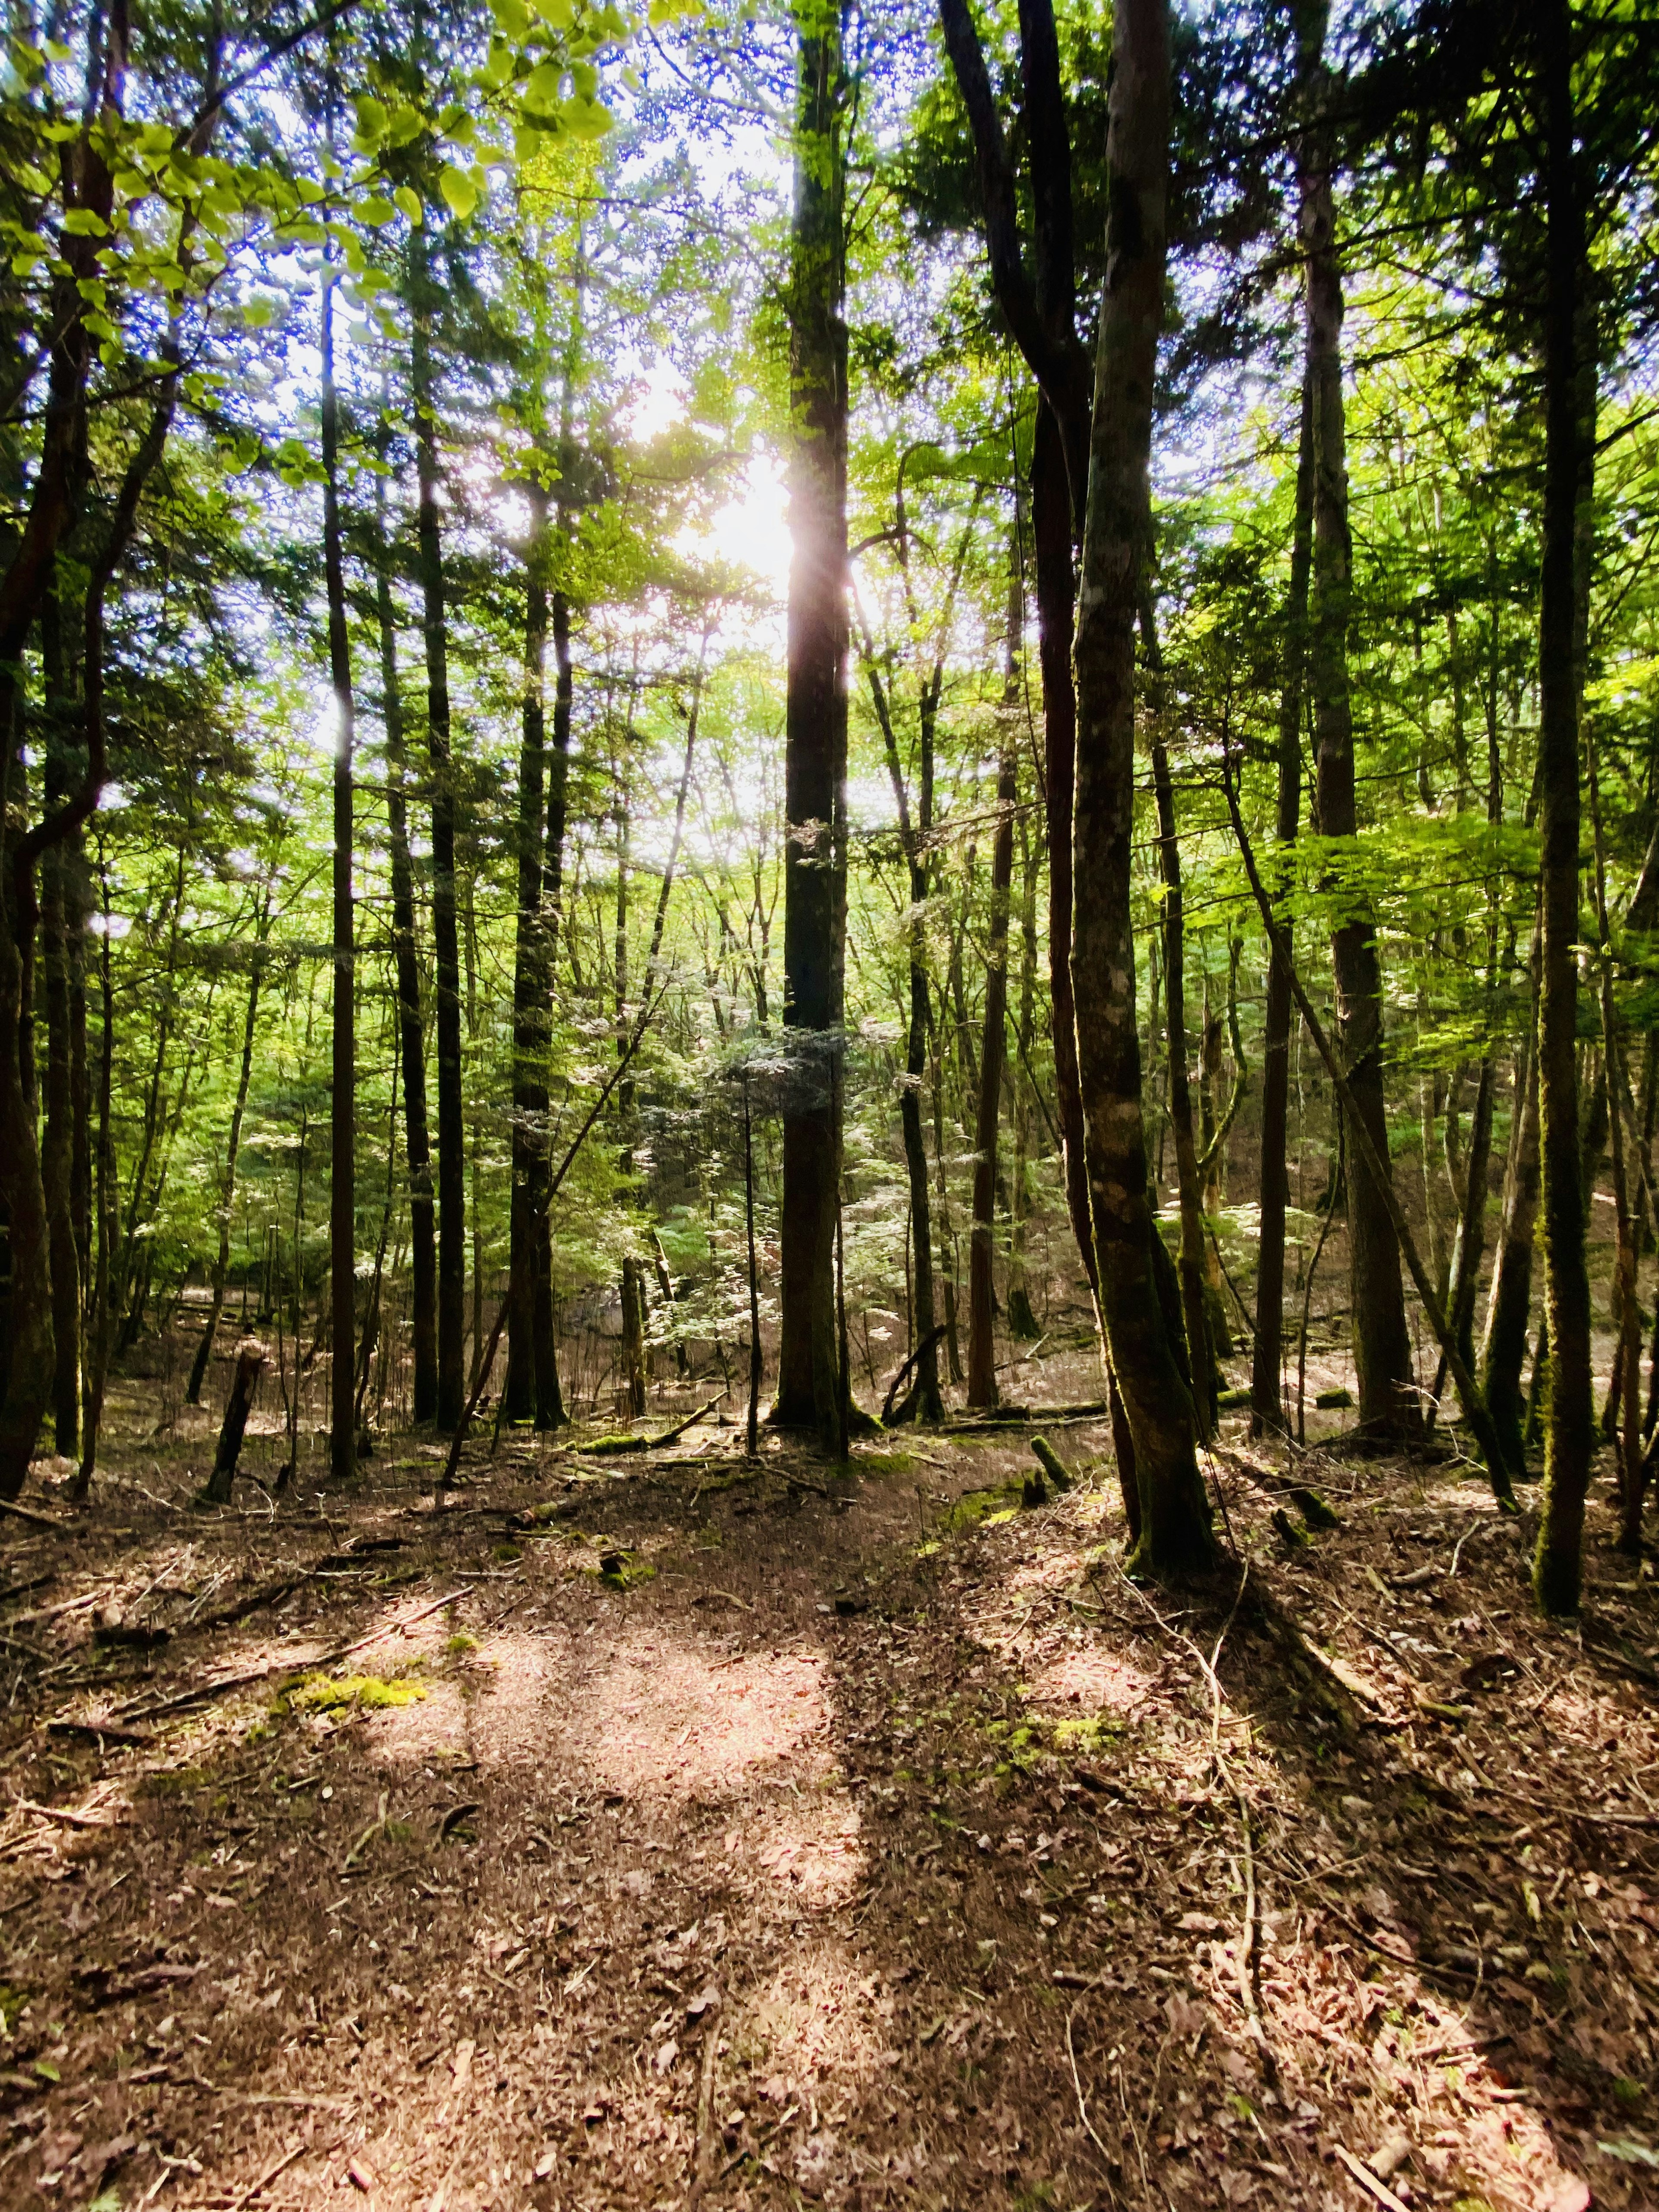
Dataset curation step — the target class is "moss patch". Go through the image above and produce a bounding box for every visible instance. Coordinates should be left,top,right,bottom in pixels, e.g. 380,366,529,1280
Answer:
290,1672,427,1712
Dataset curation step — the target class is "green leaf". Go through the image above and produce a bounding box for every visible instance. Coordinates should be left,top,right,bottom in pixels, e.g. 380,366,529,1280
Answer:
242,294,278,327
358,194,397,227
524,59,563,109
387,105,426,149
393,185,423,227
438,165,479,219
491,0,532,35
32,2060,60,2082
561,94,613,139
351,94,388,149
61,209,108,236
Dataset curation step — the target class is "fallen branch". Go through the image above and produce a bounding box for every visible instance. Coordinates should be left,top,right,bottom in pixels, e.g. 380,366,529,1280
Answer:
1221,748,1516,1509
0,1495,65,1531
580,1392,727,1458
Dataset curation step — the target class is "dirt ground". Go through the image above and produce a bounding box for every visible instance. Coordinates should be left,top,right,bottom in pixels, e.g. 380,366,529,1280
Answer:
2,1346,1658,2212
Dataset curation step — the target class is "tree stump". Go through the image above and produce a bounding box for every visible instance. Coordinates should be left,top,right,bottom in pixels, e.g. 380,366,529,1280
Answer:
201,1339,267,1506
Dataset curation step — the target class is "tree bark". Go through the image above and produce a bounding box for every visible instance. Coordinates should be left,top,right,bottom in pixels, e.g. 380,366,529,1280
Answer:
1144,609,1211,1436
534,588,574,1426
40,582,81,1456
968,716,1017,1409
411,244,466,1433
776,0,849,1435
860,609,942,1422
202,1340,266,1508
505,482,551,1427
1007,813,1041,1340
372,480,438,1424
1071,0,1213,1577
321,272,356,1486
1532,0,1595,1616
1481,1008,1540,1476
1299,0,1417,1436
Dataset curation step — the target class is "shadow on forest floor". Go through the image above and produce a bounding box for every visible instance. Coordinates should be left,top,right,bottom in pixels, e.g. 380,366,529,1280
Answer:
1,1355,1657,2212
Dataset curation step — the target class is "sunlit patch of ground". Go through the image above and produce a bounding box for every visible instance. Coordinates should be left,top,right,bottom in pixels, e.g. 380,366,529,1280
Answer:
559,1628,836,1803
1022,1640,1157,1715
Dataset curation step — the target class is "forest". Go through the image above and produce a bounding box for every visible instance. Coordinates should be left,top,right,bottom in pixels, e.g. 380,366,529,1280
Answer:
1,1,1658,2209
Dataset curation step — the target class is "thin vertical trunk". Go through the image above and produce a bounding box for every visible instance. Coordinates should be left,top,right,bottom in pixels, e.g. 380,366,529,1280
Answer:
186,895,267,1405
411,242,466,1431
1300,0,1416,1436
372,475,437,1422
776,0,848,1435
74,849,115,1496
41,579,80,1455
1481,1006,1540,1474
1007,814,1040,1341
968,706,1017,1409
534,587,573,1425
1071,0,1212,1576
1532,0,1594,1615
505,482,551,1426
860,612,942,1421
321,271,355,1485
1144,607,1211,1436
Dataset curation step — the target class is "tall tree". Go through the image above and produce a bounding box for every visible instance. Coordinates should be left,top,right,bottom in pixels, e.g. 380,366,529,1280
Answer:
1250,373,1314,1435
1298,0,1417,1437
372,478,439,1424
1532,0,1594,1613
1071,0,1214,1574
776,0,849,1434
321,265,356,1486
410,235,467,1432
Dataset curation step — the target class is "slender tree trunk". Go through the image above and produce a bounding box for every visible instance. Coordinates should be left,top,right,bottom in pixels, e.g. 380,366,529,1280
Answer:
1532,0,1594,1615
1298,1,1416,1435
776,1,849,1434
1145,617,1211,1435
506,483,550,1426
41,584,80,1456
968,721,1017,1408
321,272,356,1485
372,480,438,1424
534,588,573,1426
411,247,466,1432
861,614,942,1421
74,851,116,1496
1071,0,1212,1576
1481,1009,1540,1475
1007,814,1040,1340
187,898,267,1405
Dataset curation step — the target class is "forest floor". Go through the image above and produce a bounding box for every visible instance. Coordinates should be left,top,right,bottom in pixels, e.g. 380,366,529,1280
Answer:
2,1342,1658,2212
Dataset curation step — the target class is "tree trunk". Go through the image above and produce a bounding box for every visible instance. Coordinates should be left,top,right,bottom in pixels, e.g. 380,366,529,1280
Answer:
534,588,573,1426
1145,618,1211,1437
187,897,267,1405
860,611,942,1422
968,726,1016,1408
505,483,551,1427
1299,0,1416,1435
1481,1012,1540,1476
75,852,116,1496
41,587,80,1458
1071,0,1212,1577
1007,813,1040,1340
1532,0,1594,1616
776,2,848,1435
411,248,466,1433
372,480,438,1424
321,273,355,1486
202,1339,266,1507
